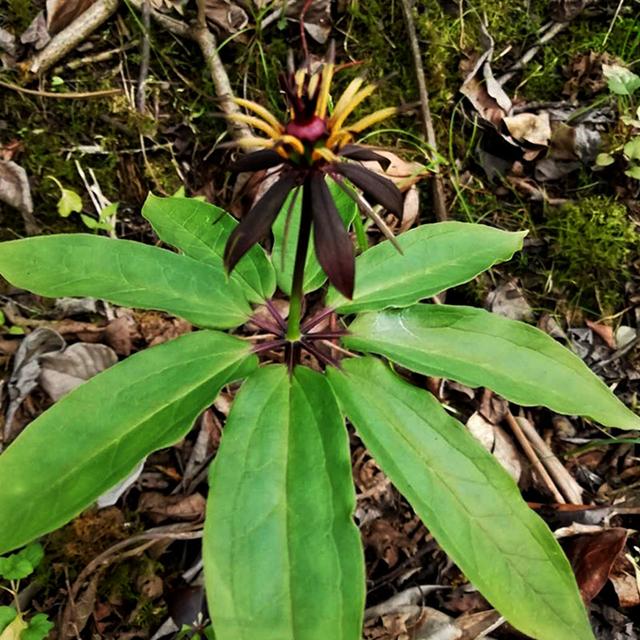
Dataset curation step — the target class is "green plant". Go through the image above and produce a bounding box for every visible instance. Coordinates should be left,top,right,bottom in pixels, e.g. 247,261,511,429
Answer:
596,63,640,179
545,195,638,312
0,544,53,640
0,53,638,640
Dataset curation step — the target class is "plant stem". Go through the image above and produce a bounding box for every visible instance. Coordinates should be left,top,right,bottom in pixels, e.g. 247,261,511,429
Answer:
286,179,313,341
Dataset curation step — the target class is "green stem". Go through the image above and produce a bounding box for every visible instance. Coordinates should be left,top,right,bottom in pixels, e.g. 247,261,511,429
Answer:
286,178,313,341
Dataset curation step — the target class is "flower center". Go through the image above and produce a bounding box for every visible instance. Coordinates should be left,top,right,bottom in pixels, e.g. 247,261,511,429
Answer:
285,116,327,144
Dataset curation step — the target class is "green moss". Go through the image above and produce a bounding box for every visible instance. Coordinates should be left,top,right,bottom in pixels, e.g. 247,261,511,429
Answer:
544,196,638,313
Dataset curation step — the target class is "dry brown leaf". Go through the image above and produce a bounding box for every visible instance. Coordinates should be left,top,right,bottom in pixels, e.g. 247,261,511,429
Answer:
139,492,206,523
362,151,429,191
586,319,617,349
466,412,523,483
503,112,551,148
46,0,97,34
39,342,118,401
460,35,512,128
281,0,331,43
0,160,38,234
205,0,249,34
486,280,534,322
610,556,640,608
565,528,628,604
136,311,192,346
20,12,50,50
399,185,420,232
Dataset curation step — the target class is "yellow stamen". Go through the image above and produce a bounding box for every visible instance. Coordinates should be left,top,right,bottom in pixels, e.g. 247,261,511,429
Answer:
326,129,353,150
346,106,399,133
312,147,340,164
330,77,364,125
330,83,378,133
307,72,320,100
295,69,306,97
275,134,305,155
315,63,334,119
235,136,275,149
232,98,283,132
227,113,282,139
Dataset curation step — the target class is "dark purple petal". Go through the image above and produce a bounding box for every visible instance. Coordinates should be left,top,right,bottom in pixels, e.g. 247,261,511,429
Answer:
309,173,355,299
224,172,298,273
229,150,284,173
338,144,392,171
333,162,403,219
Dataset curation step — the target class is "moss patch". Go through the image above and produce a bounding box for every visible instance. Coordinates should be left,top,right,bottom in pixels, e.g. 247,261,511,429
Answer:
544,196,638,314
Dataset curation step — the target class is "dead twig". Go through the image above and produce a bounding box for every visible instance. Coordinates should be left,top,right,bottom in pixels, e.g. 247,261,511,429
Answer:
516,415,584,504
0,80,121,100
136,0,151,113
505,409,566,503
399,0,448,222
60,523,203,636
192,0,252,140
26,0,121,75
498,20,569,85
127,0,252,141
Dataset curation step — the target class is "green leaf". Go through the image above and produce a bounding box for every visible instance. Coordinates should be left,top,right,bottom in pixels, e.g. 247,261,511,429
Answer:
80,214,112,232
272,179,357,295
603,63,640,96
0,608,16,634
0,544,43,581
623,137,640,161
22,614,53,640
327,223,526,314
327,357,595,640
0,331,257,554
624,165,640,180
345,304,640,429
143,194,276,303
0,235,251,329
204,365,364,640
48,177,82,218
0,614,26,640
595,152,615,167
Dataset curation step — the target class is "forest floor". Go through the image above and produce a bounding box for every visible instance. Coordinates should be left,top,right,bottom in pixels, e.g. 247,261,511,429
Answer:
1,0,640,638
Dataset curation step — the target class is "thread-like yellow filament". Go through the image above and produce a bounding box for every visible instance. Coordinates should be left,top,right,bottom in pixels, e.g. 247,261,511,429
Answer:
307,72,320,100
312,147,340,164
232,98,283,131
275,134,306,155
326,128,353,149
295,69,306,97
227,113,282,139
330,83,378,133
315,63,334,119
235,136,275,149
330,78,364,123
346,106,399,133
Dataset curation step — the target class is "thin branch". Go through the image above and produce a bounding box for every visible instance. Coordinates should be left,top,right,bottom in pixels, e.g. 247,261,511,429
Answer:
127,0,252,140
136,0,151,113
26,0,121,75
505,410,565,504
0,80,121,99
516,415,583,504
399,0,448,222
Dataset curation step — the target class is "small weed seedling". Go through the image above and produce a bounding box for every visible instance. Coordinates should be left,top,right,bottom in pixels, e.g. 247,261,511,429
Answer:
596,62,640,179
0,48,638,640
0,544,52,640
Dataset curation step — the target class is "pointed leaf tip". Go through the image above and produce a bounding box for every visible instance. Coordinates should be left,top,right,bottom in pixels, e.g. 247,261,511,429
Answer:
334,162,403,218
229,149,284,173
338,144,392,171
224,172,298,273
309,173,355,299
